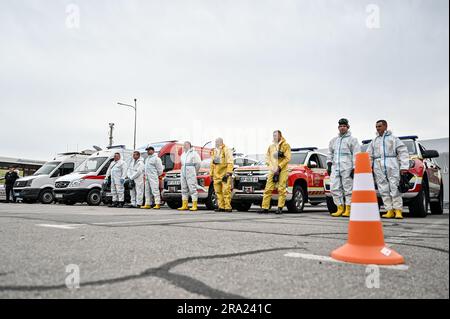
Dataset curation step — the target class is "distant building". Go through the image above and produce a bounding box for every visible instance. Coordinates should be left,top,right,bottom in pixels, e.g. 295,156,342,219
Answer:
0,156,46,178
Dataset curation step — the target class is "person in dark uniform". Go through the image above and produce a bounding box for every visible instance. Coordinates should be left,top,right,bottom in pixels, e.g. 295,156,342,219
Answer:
4,167,20,203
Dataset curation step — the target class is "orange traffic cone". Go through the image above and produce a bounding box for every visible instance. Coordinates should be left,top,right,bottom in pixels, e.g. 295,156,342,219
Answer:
331,152,404,265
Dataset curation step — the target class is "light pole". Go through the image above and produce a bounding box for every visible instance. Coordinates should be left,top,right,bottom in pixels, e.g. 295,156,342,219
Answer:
117,99,137,150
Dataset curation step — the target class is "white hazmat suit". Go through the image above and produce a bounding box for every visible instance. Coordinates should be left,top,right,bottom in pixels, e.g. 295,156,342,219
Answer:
368,130,410,211
106,159,128,203
127,157,145,206
327,131,360,206
144,154,164,206
180,148,201,202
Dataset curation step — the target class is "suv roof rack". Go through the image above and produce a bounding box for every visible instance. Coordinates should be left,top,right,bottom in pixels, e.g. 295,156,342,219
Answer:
362,135,419,145
292,147,318,152
106,145,126,149
399,135,419,140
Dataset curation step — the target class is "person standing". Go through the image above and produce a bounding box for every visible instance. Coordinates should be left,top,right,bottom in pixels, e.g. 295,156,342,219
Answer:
4,167,20,203
368,120,410,219
327,118,360,217
126,151,145,208
105,153,128,208
210,138,234,212
178,142,202,211
142,146,164,210
260,130,292,215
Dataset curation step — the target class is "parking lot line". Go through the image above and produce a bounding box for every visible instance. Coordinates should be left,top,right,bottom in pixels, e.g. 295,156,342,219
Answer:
284,252,410,271
36,223,83,230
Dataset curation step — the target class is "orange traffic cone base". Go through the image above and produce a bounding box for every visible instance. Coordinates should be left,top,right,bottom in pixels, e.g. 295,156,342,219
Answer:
332,244,404,265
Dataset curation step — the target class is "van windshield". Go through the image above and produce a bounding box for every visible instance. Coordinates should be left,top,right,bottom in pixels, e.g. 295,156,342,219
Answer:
33,162,61,176
75,157,108,173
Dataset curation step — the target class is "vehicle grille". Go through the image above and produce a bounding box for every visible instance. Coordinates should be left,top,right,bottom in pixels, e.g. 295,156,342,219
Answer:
55,181,70,189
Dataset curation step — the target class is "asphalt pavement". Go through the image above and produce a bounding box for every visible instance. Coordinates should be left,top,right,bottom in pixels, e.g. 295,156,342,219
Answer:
0,203,448,299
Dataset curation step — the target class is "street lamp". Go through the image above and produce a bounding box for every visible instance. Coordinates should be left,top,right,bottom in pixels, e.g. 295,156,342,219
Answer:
117,99,137,150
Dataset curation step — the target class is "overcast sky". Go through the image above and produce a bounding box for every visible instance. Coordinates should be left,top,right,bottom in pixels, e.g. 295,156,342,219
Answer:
0,0,448,160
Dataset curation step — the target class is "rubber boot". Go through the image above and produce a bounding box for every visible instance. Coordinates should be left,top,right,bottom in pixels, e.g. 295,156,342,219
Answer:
394,209,403,220
331,205,345,217
382,210,395,219
153,204,161,210
109,201,118,208
342,205,351,217
178,200,189,211
140,204,152,209
189,201,198,211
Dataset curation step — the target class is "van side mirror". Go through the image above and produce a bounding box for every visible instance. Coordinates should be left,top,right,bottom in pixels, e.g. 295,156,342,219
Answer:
422,150,439,159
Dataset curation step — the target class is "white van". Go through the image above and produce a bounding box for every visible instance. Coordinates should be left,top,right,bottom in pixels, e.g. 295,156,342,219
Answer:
54,146,133,206
13,152,92,204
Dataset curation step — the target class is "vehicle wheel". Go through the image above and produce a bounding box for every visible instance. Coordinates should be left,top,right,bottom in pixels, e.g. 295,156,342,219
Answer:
233,202,252,212
409,181,429,218
167,201,181,209
39,189,55,204
326,196,337,214
86,189,102,206
287,186,306,213
205,187,217,210
430,183,444,215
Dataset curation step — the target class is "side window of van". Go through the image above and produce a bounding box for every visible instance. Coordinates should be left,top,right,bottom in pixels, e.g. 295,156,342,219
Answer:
99,159,114,176
60,163,75,176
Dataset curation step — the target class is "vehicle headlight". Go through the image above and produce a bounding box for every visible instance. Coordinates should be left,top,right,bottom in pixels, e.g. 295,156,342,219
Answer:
26,179,33,187
409,160,415,169
70,179,83,187
198,172,209,176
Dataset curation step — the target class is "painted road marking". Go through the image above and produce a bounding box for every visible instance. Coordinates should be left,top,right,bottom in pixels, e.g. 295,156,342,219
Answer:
284,252,409,271
36,224,83,230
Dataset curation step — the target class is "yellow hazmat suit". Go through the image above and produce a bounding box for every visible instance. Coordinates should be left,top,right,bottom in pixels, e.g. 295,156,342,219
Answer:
262,137,292,210
210,145,234,210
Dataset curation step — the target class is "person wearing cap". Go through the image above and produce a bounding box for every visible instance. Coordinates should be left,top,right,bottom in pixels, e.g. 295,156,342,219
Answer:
327,119,360,217
178,142,202,211
260,130,292,215
210,138,234,212
367,120,410,219
142,146,164,210
126,151,145,208
105,152,128,208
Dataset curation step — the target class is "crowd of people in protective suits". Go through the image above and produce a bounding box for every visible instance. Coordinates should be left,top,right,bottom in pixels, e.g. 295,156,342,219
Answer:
103,118,410,219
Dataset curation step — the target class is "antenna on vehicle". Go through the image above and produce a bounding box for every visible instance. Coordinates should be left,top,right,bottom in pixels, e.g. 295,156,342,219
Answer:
108,123,115,147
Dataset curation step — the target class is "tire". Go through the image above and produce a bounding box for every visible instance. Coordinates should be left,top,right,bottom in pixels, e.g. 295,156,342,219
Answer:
167,200,181,209
233,202,252,212
39,189,55,204
205,186,217,210
286,186,306,213
326,196,337,214
430,183,444,215
409,181,429,218
86,189,102,206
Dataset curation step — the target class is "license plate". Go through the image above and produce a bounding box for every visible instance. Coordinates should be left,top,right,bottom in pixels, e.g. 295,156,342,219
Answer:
105,192,112,197
55,194,63,199
242,186,254,194
167,180,181,186
168,187,178,193
241,176,259,183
